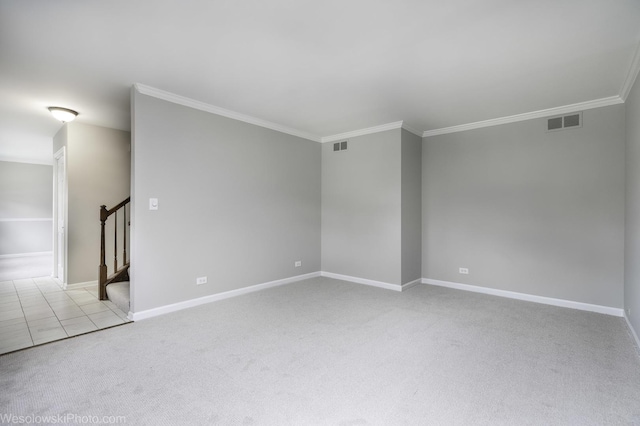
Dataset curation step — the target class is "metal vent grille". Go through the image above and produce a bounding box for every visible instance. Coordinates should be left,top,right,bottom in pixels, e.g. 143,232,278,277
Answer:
547,117,563,131
547,112,582,132
333,140,349,152
564,114,580,128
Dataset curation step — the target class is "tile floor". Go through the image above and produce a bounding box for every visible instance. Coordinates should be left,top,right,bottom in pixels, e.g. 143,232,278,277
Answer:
0,277,130,355
0,253,53,282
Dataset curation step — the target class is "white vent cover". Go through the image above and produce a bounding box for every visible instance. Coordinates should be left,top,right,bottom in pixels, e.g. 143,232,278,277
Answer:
547,112,582,132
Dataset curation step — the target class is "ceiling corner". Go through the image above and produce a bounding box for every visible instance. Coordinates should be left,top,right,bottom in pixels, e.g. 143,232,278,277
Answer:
620,41,640,102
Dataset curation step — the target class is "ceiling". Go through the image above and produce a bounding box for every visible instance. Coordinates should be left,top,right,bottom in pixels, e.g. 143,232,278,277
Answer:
1,0,639,164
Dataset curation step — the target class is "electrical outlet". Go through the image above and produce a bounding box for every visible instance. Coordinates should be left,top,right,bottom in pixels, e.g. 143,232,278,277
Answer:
196,276,207,285
295,261,302,267
627,308,631,316
459,268,469,274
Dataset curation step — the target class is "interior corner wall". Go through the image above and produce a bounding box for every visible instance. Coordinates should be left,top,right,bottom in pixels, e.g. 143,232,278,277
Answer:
0,161,53,256
422,104,625,308
625,73,640,335
55,122,131,285
131,90,321,312
401,129,422,284
321,129,402,285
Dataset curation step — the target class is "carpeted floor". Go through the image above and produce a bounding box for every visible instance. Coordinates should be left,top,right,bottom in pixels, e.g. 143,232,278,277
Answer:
1,277,639,425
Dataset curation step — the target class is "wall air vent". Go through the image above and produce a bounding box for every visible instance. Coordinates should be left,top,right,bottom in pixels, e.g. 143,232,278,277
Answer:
333,140,348,152
563,113,580,128
547,112,582,132
547,117,563,131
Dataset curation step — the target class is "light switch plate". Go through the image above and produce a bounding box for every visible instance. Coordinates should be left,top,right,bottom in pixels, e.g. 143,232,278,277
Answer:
149,198,158,210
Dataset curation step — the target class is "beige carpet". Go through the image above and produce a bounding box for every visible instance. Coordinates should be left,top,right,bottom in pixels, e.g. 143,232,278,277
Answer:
1,277,640,425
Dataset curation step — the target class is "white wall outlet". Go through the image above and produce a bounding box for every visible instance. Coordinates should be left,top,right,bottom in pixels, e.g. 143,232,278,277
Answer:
196,276,207,285
294,261,302,267
459,268,469,274
149,198,158,210
627,308,631,316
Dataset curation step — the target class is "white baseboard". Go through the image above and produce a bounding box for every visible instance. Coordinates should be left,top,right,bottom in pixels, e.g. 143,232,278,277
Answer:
402,278,421,291
624,312,640,352
0,251,53,259
422,278,624,317
65,280,98,290
320,271,402,291
130,272,321,321
52,277,64,289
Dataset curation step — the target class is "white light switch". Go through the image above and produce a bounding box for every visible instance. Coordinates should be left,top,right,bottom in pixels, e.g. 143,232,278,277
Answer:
149,198,158,210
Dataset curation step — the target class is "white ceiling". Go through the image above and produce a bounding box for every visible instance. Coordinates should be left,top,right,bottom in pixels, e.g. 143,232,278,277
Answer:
1,0,639,164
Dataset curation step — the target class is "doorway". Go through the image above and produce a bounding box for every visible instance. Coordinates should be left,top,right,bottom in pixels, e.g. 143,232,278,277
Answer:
53,147,66,286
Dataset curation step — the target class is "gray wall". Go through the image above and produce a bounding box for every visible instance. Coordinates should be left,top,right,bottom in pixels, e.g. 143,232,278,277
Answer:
0,161,52,256
625,74,640,335
321,130,402,285
131,90,321,312
423,104,625,308
54,123,131,285
401,129,422,284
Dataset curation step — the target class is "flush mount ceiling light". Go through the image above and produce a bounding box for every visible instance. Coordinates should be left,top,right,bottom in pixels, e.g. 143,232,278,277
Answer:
48,106,78,122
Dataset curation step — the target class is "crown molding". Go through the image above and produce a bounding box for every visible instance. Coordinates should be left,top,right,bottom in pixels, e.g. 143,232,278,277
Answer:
321,121,404,143
422,96,624,138
621,41,640,101
134,81,633,143
401,124,422,137
135,83,408,143
134,83,322,142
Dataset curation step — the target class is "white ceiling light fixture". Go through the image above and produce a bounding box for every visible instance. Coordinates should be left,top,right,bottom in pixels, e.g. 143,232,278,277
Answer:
48,106,78,122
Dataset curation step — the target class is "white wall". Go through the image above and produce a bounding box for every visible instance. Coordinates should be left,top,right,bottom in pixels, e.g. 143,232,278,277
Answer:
320,128,422,286
53,123,131,285
128,87,631,318
625,72,640,336
401,129,422,284
321,130,402,285
0,161,52,256
131,89,321,312
423,104,626,308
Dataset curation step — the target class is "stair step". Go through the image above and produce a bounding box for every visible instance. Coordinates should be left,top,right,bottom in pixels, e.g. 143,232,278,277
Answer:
106,281,130,314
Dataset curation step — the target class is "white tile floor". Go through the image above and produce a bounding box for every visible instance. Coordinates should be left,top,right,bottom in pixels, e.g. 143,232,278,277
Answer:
0,277,130,355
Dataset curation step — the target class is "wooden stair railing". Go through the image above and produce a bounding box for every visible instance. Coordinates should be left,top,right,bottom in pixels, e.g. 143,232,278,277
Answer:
99,197,130,300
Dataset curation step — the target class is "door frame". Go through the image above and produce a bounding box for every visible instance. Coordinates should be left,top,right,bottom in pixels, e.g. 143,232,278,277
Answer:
53,146,68,287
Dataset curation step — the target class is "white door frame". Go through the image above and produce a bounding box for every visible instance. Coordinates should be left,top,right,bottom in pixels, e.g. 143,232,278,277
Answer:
53,147,68,288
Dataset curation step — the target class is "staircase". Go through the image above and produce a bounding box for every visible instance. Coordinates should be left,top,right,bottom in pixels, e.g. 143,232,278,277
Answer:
106,281,130,314
99,197,131,314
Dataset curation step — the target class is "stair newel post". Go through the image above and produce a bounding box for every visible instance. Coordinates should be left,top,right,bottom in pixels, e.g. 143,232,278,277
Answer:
114,211,118,272
123,205,127,265
99,205,108,300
